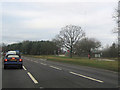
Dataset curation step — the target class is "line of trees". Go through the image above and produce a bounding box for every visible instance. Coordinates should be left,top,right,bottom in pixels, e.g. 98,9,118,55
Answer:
2,24,118,58
74,38,101,57
102,43,118,58
2,40,59,55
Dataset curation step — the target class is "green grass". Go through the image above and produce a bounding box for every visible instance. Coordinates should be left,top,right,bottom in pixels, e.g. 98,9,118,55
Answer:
25,55,118,72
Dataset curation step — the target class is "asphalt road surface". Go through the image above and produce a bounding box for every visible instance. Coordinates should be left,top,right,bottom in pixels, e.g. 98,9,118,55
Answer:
2,56,118,88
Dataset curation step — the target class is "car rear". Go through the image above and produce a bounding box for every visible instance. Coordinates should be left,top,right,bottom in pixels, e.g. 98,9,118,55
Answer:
4,55,23,69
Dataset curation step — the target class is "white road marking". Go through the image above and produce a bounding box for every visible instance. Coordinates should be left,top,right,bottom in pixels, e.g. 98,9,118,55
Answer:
40,63,47,65
39,87,44,89
23,66,27,70
50,66,62,70
44,59,47,61
70,72,104,83
40,59,46,61
33,61,37,63
27,72,38,84
34,61,38,63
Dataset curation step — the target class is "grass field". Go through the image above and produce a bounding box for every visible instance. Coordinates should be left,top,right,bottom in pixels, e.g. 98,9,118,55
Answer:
25,55,118,72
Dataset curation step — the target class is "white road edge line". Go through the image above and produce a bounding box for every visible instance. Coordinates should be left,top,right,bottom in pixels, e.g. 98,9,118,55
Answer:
40,63,47,65
50,66,62,70
23,66,27,70
70,72,104,83
27,72,38,84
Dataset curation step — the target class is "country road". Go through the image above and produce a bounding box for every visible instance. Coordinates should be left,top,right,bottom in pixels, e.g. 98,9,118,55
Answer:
2,56,118,88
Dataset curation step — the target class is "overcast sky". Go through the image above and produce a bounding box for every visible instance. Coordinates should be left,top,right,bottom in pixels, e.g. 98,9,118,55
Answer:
1,0,118,47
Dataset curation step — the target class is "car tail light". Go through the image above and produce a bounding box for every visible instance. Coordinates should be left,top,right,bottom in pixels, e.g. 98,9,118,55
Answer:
4,59,7,61
19,59,22,62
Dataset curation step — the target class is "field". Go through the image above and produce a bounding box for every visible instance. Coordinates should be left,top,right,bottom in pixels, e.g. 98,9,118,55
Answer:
25,55,118,72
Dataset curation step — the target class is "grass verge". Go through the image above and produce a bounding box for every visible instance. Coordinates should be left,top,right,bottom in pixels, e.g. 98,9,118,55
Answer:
24,55,118,72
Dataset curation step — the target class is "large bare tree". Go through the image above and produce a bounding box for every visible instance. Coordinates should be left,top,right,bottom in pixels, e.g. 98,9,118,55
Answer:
112,1,120,33
54,25,85,58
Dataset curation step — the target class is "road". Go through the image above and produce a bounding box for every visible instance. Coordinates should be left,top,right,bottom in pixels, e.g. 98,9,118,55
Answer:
2,56,118,88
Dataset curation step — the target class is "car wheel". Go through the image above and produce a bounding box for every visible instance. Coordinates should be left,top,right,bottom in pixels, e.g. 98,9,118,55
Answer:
19,65,23,69
4,65,7,69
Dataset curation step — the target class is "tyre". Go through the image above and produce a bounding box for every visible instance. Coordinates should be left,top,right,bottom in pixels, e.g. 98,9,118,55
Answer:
4,65,7,69
19,65,23,69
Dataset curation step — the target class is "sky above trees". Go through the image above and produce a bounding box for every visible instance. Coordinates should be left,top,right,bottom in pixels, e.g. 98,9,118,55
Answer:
1,0,118,47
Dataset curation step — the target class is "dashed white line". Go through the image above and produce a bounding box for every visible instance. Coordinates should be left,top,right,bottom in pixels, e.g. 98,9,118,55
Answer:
49,66,62,70
40,63,47,65
40,59,47,61
23,66,27,70
69,72,104,83
34,61,38,63
27,72,38,84
39,87,44,89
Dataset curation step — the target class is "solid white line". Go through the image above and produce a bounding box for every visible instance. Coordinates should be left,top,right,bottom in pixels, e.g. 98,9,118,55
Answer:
70,72,104,83
27,72,38,84
40,63,47,65
50,66,62,70
23,66,27,70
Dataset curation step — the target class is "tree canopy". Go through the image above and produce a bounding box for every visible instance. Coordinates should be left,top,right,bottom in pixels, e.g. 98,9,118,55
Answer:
53,25,85,58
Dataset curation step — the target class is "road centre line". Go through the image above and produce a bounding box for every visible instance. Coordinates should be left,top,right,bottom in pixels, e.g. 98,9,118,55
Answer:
32,61,36,63
40,63,47,65
34,61,38,63
40,59,46,61
27,72,38,84
49,66,62,70
70,72,104,83
23,66,27,70
39,87,44,89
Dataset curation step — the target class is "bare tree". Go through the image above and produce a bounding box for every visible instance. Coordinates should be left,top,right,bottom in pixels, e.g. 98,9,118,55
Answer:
112,1,120,33
54,25,85,58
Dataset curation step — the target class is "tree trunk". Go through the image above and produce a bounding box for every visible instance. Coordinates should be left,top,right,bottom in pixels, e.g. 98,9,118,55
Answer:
70,46,72,58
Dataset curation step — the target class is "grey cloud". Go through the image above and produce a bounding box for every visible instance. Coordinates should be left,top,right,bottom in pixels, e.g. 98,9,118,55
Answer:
2,2,118,47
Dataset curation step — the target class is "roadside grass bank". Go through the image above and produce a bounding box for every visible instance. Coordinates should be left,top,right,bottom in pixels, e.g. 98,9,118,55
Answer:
100,57,118,61
24,55,118,72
